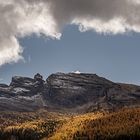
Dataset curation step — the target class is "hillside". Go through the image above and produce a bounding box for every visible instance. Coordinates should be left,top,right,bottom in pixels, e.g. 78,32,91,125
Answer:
0,108,139,140
0,72,140,113
46,108,140,140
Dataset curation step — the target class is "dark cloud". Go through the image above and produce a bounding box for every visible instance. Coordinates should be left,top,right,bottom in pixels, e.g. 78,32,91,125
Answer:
0,0,140,65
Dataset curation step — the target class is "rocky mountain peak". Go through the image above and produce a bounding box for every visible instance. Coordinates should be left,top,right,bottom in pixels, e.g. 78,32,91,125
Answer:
10,73,45,89
34,73,43,81
0,72,140,113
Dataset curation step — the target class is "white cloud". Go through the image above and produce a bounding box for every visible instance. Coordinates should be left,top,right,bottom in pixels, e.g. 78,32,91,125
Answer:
28,55,31,63
0,0,60,66
1,0,140,66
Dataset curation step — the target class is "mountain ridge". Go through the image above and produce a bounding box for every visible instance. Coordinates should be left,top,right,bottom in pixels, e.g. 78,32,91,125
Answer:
0,72,140,113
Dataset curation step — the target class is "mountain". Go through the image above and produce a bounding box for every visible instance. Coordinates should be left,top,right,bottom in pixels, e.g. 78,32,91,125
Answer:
0,72,140,113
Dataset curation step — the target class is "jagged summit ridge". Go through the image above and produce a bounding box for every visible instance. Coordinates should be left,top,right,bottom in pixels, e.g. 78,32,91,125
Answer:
0,72,140,113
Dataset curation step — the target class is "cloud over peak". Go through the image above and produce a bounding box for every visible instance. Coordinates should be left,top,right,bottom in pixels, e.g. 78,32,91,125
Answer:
0,0,140,66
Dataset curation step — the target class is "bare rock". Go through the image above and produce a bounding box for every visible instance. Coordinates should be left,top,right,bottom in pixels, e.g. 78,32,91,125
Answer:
0,72,140,113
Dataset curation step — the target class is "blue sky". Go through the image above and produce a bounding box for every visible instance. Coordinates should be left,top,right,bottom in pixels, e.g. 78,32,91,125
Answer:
1,25,140,85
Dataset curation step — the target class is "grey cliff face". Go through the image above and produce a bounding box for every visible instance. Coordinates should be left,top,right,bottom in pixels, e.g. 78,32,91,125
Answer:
0,72,140,113
46,73,114,107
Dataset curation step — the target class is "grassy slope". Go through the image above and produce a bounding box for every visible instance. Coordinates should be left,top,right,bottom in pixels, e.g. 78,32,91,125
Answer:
46,108,140,140
0,108,139,140
0,110,69,140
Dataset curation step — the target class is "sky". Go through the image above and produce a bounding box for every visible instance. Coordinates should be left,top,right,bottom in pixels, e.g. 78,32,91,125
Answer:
1,25,140,85
1,0,140,85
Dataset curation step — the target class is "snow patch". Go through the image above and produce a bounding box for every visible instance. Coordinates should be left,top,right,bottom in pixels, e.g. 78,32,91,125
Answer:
73,71,81,74
13,87,30,93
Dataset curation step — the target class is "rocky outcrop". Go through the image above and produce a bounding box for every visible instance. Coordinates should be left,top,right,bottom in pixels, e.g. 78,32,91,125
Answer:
0,72,140,113
9,73,45,96
45,73,114,108
45,73,140,113
0,73,45,111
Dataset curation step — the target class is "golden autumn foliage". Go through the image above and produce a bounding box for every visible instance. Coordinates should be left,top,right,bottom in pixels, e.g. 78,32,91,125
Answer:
0,108,139,140
45,108,140,140
0,109,68,140
0,109,67,129
2,119,63,140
